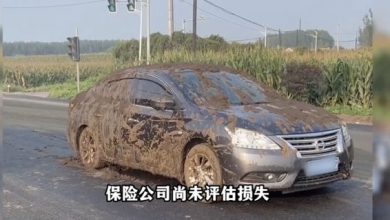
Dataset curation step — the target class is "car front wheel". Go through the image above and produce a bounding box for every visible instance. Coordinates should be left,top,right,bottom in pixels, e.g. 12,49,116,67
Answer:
184,144,223,187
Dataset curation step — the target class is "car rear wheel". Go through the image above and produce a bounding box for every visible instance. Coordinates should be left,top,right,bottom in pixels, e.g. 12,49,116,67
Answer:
184,144,223,187
79,127,104,169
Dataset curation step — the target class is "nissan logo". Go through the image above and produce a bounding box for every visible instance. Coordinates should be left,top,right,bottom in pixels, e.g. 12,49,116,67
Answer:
315,139,326,151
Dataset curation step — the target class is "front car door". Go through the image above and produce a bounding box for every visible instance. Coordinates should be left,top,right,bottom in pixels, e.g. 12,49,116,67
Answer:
128,77,186,177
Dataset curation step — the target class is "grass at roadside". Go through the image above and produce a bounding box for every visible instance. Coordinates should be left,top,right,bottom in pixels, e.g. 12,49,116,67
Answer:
2,51,373,117
325,105,372,117
374,105,390,123
25,76,102,99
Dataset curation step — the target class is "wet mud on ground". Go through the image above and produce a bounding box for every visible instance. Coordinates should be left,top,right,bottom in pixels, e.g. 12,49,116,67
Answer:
59,157,179,186
3,126,372,220
2,94,373,219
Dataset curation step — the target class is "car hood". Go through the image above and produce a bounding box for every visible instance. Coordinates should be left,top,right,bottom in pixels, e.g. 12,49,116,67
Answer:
211,98,341,136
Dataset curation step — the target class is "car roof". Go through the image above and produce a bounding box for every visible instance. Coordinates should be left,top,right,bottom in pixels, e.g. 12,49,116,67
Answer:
105,63,256,82
96,63,280,99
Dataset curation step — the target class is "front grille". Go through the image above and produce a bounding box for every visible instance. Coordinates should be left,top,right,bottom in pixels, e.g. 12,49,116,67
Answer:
278,129,342,158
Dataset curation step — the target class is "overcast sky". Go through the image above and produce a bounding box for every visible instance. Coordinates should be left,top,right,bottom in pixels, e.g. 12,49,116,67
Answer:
1,0,372,47
374,0,390,34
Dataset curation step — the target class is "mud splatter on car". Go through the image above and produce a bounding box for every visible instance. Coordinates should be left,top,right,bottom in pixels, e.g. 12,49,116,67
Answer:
67,64,353,192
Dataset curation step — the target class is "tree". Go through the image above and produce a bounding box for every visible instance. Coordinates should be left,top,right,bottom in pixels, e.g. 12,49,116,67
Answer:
267,30,334,49
358,9,373,47
4,40,120,56
113,32,231,64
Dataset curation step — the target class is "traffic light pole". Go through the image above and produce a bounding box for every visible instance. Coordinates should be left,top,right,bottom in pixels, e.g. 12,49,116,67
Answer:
108,0,150,65
76,28,80,92
76,62,80,93
192,0,197,55
146,0,151,65
137,0,150,65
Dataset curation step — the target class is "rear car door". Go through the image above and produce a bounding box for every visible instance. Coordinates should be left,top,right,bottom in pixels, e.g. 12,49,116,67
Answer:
100,79,134,163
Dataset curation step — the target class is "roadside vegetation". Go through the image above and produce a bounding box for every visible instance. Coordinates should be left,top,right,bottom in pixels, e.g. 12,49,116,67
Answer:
1,47,372,116
1,31,373,117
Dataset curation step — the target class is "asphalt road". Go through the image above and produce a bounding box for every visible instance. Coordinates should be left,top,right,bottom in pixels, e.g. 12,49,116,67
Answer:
2,94,373,220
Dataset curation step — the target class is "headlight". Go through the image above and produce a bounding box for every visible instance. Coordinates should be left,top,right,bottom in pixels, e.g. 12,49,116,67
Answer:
341,124,352,146
225,127,280,150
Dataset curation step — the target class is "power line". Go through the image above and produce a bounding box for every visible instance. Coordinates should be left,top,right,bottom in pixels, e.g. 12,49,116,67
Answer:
338,39,356,43
180,0,259,32
4,0,104,9
6,0,359,48
202,0,278,32
228,37,259,42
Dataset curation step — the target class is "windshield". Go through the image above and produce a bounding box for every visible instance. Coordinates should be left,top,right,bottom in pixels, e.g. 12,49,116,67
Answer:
171,71,268,107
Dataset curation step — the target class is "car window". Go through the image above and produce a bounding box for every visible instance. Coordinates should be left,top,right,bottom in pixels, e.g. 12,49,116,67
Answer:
133,79,173,107
103,79,133,102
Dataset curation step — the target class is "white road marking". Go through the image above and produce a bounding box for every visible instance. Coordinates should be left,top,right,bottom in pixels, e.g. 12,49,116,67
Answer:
3,96,69,107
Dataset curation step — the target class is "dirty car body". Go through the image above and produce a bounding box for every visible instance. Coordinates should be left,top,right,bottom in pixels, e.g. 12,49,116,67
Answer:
67,64,353,193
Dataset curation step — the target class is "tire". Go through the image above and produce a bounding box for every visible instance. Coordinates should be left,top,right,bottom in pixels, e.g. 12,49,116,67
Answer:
78,127,105,169
184,144,223,188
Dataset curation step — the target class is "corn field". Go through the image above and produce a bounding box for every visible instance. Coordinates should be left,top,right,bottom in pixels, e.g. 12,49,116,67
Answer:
150,47,373,108
2,54,114,88
1,48,372,108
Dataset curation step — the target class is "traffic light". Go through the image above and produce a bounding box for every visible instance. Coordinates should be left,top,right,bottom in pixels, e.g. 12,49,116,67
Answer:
107,0,117,13
127,0,136,12
67,37,80,62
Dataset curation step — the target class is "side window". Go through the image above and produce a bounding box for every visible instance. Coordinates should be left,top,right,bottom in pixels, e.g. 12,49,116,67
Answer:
133,79,173,107
103,79,132,102
93,83,105,96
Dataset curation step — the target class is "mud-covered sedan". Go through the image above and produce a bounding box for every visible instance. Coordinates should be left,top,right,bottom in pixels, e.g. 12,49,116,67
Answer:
68,64,353,193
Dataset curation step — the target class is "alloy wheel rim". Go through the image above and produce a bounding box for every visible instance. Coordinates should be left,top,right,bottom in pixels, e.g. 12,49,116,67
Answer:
187,154,215,187
81,132,96,165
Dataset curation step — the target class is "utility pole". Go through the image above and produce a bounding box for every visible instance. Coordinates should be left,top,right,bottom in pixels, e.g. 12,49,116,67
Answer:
310,31,318,53
139,1,143,63
264,26,267,48
299,18,302,31
355,31,358,50
168,0,174,39
336,25,340,52
182,19,186,33
314,31,318,53
76,28,80,93
192,0,197,54
183,17,205,34
296,18,301,48
146,0,151,64
278,29,282,49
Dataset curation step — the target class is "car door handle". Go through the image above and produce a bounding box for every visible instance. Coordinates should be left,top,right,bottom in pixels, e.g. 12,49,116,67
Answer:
127,118,139,123
170,131,183,136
